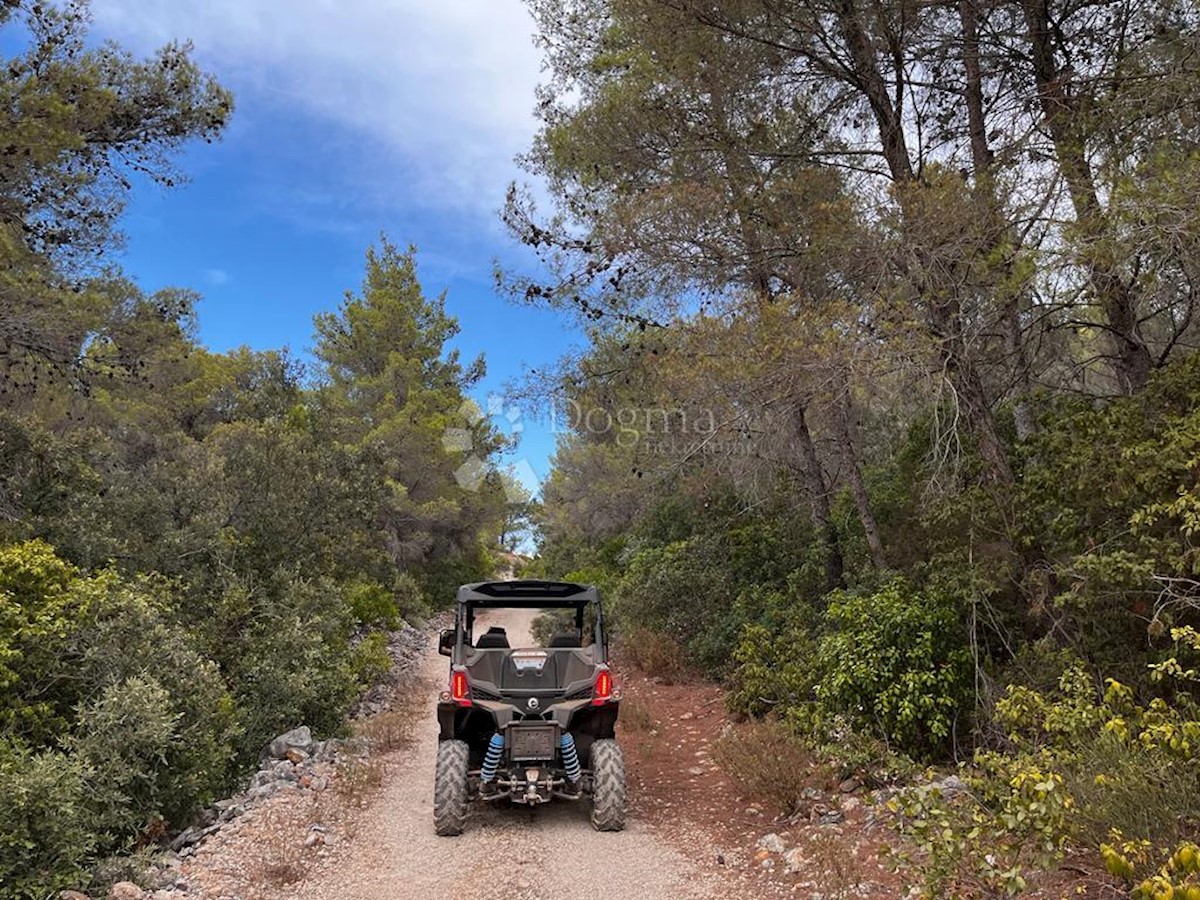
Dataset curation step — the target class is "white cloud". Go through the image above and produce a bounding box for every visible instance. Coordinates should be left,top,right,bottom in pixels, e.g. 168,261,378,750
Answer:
89,0,545,215
203,267,231,286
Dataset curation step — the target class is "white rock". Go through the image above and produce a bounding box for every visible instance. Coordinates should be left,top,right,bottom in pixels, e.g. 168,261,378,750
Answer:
756,832,787,854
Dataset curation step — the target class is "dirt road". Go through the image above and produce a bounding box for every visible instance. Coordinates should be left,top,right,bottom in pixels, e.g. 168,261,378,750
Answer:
294,607,732,900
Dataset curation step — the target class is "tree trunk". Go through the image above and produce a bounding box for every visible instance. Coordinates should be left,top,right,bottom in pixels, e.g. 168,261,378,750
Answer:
953,0,1037,439
833,388,887,570
1003,297,1037,442
706,75,847,588
833,0,914,183
1018,0,1154,393
794,402,844,591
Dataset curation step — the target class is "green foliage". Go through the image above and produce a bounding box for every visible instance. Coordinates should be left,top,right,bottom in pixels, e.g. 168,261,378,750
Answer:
1017,354,1200,679
0,542,238,840
225,574,360,761
986,653,1200,849
614,538,737,672
0,5,508,892
891,651,1200,896
612,500,820,675
71,572,239,824
0,235,505,889
0,740,94,900
829,581,965,752
68,677,182,841
889,765,1074,898
727,620,815,718
1,2,231,398
0,539,88,741
313,240,507,571
390,572,430,622
347,580,402,629
351,632,393,686
1103,837,1200,899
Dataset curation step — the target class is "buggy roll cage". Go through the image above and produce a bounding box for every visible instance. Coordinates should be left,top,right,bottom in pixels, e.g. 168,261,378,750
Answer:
450,580,607,660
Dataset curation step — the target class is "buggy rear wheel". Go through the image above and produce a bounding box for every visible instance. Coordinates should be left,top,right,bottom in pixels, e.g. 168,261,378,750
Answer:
434,739,469,836
589,738,626,831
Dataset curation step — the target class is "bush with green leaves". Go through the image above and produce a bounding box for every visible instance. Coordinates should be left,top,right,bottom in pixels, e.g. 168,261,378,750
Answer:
70,571,239,821
889,764,1075,898
613,538,734,671
226,573,361,761
67,676,182,841
892,639,1200,897
0,539,243,893
809,579,971,759
729,578,971,761
347,579,402,629
351,631,393,685
0,741,94,900
727,619,815,718
1016,354,1200,681
0,539,91,743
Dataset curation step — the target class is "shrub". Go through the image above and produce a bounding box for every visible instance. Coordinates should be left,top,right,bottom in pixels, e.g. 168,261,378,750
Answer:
889,763,1074,898
390,571,429,622
713,718,822,815
346,580,401,629
728,621,815,718
811,579,971,760
354,708,414,752
789,712,918,784
615,695,655,733
1,542,237,832
0,540,90,743
229,574,359,760
351,631,393,685
70,571,239,821
0,740,94,900
612,538,739,672
68,677,180,843
1102,838,1200,899
619,626,689,682
895,646,1200,897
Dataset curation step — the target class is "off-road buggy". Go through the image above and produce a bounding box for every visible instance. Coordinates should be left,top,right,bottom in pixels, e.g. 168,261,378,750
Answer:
433,580,625,835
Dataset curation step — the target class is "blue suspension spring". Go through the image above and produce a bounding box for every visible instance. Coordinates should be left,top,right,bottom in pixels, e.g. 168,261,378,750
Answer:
560,733,582,783
481,732,504,783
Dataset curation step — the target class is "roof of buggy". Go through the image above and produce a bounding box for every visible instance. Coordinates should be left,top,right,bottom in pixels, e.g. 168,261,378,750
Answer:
455,580,599,607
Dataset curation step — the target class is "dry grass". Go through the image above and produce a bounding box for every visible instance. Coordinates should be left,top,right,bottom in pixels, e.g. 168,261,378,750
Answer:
619,628,690,683
243,807,312,893
712,718,824,816
354,708,414,753
802,829,868,899
617,694,656,733
334,756,385,808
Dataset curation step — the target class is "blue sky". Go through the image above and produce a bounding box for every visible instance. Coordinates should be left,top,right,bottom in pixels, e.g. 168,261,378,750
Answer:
85,0,575,494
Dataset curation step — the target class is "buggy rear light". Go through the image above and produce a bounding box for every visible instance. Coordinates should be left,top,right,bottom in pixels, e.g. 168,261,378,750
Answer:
450,667,472,706
591,666,615,706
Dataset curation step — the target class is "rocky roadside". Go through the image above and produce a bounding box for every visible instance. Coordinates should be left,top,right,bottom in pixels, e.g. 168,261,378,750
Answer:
57,621,432,900
616,665,908,899
619,664,1117,900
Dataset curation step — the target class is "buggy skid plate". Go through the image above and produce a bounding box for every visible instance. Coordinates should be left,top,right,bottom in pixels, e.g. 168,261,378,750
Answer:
507,723,558,761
